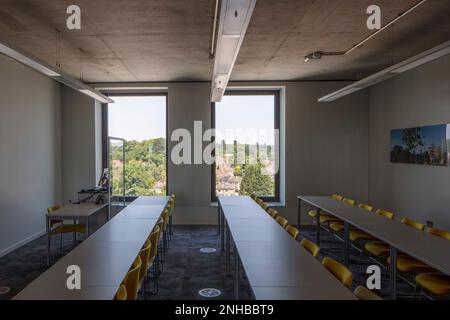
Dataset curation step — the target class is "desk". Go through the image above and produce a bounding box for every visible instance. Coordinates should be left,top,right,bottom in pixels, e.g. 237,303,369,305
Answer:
128,196,170,206
298,195,450,300
15,196,169,300
218,196,356,300
46,203,107,265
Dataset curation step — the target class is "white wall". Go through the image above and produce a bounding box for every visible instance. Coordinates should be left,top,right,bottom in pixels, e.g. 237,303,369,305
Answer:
99,81,369,225
0,55,62,256
61,87,102,203
369,54,450,229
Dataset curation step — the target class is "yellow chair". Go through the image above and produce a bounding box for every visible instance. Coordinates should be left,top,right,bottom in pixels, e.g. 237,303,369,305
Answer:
358,203,373,212
255,198,263,205
47,205,63,227
342,198,355,206
123,256,142,300
168,195,175,238
400,217,425,231
349,229,376,241
331,194,344,201
161,208,170,253
148,225,161,293
260,202,269,210
267,208,279,219
375,209,394,219
300,239,320,258
415,273,450,297
285,225,299,240
250,194,256,200
276,216,288,228
322,257,353,289
353,285,382,300
137,240,152,298
428,227,450,240
115,284,127,300
308,194,344,219
48,205,86,250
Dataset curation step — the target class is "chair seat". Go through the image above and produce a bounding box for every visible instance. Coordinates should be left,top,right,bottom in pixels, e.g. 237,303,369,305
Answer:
387,255,434,273
415,273,450,296
330,222,344,232
349,230,376,241
319,214,341,224
51,224,86,235
307,209,319,218
365,241,390,256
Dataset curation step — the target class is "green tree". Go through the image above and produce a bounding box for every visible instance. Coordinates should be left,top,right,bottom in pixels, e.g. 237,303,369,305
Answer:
239,163,274,197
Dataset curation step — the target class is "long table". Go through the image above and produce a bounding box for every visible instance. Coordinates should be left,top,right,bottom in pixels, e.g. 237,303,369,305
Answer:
14,196,170,300
298,195,450,300
218,196,356,300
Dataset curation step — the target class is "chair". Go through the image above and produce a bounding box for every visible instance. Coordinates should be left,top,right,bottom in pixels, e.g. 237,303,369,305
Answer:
331,194,344,201
137,240,151,298
48,205,86,250
260,202,269,210
161,208,170,253
115,285,127,300
168,195,175,238
285,225,299,240
365,209,395,257
300,239,320,258
358,203,374,212
250,194,256,200
428,227,450,240
122,256,142,300
148,225,161,293
276,216,288,228
386,217,431,273
267,208,279,219
322,257,353,289
353,285,382,300
342,198,355,206
415,273,450,297
255,198,263,205
307,193,343,219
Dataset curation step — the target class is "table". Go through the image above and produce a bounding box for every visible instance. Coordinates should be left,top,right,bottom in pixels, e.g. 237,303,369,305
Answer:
128,196,170,206
46,203,107,265
298,195,450,300
15,196,169,300
218,195,356,300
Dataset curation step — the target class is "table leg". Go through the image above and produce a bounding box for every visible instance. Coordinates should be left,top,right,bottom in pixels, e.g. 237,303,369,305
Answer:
226,223,230,277
46,216,50,266
297,198,301,230
217,205,221,235
221,208,225,252
344,221,350,266
234,247,239,300
389,246,397,300
316,208,320,247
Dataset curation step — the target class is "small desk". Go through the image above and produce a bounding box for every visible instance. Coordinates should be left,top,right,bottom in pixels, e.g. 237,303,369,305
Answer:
128,196,170,206
46,203,107,265
114,204,166,220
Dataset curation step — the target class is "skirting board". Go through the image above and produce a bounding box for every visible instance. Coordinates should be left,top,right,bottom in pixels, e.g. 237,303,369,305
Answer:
0,229,46,258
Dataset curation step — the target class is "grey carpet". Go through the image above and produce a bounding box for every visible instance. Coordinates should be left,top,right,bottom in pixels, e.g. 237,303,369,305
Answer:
0,224,429,300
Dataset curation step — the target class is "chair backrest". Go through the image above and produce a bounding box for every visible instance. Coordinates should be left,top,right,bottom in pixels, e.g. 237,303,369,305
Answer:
255,198,263,205
342,198,355,206
250,194,256,200
267,208,279,219
285,225,299,240
115,284,127,300
353,285,382,300
331,194,344,201
358,203,373,212
161,208,170,230
276,216,288,228
300,239,320,258
168,198,175,215
47,205,61,213
170,194,176,200
138,240,152,285
149,225,161,260
401,217,425,231
322,257,353,288
123,256,142,300
428,227,450,241
375,209,394,219
260,202,268,210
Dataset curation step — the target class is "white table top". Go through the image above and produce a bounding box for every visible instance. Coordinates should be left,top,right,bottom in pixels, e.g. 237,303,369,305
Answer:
128,196,171,206
219,196,355,300
114,204,166,220
46,203,107,219
299,195,450,275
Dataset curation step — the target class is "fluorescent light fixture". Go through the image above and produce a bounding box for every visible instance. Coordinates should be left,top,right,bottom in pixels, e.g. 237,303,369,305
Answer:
210,0,257,102
319,40,450,102
0,40,113,104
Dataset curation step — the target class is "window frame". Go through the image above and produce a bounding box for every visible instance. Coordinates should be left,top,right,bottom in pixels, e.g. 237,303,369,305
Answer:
211,90,281,203
102,92,169,201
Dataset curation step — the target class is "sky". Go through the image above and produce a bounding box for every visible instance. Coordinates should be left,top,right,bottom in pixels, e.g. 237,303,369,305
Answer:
108,94,276,145
108,96,166,141
391,125,448,152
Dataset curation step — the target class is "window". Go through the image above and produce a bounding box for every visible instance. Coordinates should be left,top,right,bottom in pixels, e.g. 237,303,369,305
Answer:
106,94,167,197
212,91,280,202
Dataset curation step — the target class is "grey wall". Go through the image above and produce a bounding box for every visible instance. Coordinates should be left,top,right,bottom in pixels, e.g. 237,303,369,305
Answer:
369,54,450,229
0,55,62,256
62,87,102,203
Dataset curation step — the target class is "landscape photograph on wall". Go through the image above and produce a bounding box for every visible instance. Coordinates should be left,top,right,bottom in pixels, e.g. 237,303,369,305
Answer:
390,124,449,166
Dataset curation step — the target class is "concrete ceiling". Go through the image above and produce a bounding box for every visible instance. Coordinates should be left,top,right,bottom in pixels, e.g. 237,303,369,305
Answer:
0,0,449,83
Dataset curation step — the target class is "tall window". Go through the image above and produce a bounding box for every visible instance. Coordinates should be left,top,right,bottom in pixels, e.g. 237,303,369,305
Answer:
108,94,167,196
212,91,280,202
